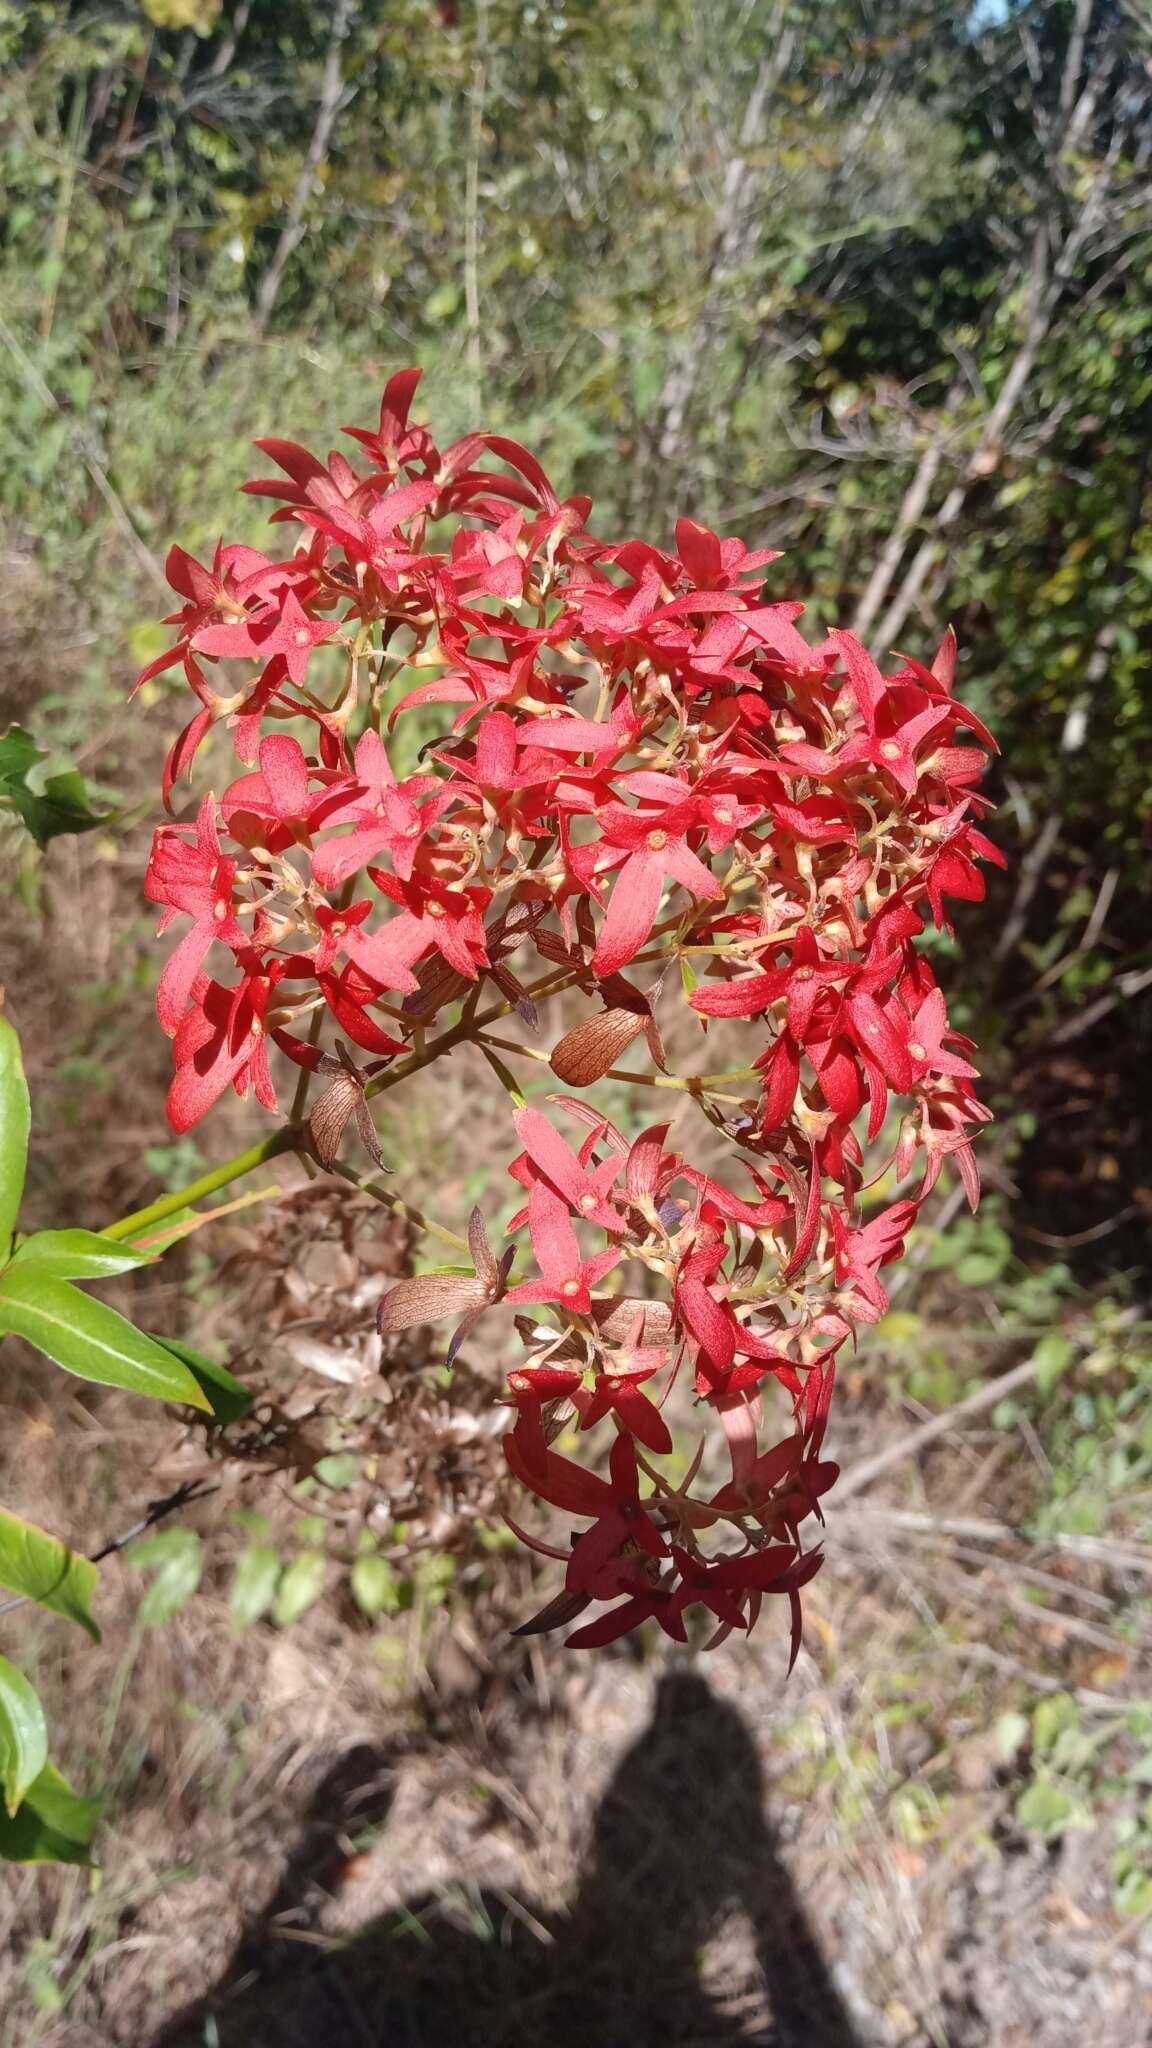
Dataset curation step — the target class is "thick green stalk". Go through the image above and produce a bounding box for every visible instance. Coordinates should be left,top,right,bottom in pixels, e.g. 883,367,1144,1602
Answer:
101,1127,301,1242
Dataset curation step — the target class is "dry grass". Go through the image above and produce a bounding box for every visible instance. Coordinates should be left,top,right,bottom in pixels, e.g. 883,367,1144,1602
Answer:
3,1244,1151,2048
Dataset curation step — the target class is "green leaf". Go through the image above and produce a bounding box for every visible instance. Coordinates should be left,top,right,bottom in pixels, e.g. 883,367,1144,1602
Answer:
8,1230,155,1280
0,1013,30,1255
125,1528,203,1625
0,1268,210,1408
140,0,223,32
0,1762,100,1865
145,1335,251,1423
350,1554,399,1618
1016,1775,1078,1839
0,726,107,850
424,281,460,321
1034,1332,1075,1397
0,1508,99,1640
993,1711,1030,1761
315,1453,361,1490
272,1551,326,1627
230,1544,281,1631
0,1657,48,1815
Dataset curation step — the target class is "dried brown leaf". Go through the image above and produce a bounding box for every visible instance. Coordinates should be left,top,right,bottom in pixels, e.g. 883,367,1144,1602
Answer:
550,1008,645,1086
591,1297,674,1345
309,1071,363,1170
512,1586,591,1637
377,1273,488,1335
467,1206,499,1291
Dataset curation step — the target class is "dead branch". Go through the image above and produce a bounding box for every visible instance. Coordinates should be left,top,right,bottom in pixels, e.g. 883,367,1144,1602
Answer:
834,1355,1042,1502
253,0,358,338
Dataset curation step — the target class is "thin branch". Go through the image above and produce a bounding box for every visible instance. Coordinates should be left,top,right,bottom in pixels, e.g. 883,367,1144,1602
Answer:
463,0,489,414
0,1482,218,1624
833,1355,1042,1502
0,312,166,592
252,0,358,337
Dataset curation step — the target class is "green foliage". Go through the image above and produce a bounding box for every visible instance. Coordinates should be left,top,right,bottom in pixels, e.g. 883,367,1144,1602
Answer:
0,1653,48,1815
271,1551,327,1628
8,1228,154,1279
0,1507,99,1640
0,1013,254,1862
146,1334,252,1423
0,1762,100,1866
0,727,107,850
229,1543,282,1632
1009,1691,1152,1914
0,1012,30,1254
0,1266,210,1406
350,1553,401,1619
125,1527,203,1625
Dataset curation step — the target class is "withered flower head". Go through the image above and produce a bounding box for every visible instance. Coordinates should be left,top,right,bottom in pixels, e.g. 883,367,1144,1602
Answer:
376,1204,513,1364
308,1040,392,1172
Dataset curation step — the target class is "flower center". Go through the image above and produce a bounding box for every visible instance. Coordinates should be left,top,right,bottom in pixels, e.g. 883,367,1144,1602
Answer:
561,1278,582,1298
879,740,901,762
646,829,668,851
793,966,815,982
578,1192,597,1213
907,1040,926,1061
294,629,312,648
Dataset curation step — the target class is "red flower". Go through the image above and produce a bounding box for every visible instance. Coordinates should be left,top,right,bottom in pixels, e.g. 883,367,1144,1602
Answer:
194,588,339,686
136,370,1003,1663
591,797,724,976
504,1182,621,1316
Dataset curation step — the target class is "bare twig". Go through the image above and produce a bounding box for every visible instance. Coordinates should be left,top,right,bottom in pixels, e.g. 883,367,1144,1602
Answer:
631,23,795,517
833,1355,1042,1502
1017,1205,1140,1249
993,810,1062,964
0,1481,218,1625
850,384,963,643
0,312,166,591
252,0,358,337
463,0,489,413
208,0,254,79
1048,962,1152,1045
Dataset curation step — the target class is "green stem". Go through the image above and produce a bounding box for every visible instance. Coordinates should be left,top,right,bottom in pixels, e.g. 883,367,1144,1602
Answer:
476,1030,757,1093
325,1159,470,1252
101,1126,301,1242
95,959,623,1246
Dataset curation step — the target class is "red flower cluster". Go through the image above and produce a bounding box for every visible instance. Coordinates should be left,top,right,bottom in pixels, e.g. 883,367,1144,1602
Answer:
139,369,1001,1656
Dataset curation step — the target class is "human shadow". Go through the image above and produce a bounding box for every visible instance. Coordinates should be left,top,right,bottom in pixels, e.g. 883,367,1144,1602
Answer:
155,1670,864,2048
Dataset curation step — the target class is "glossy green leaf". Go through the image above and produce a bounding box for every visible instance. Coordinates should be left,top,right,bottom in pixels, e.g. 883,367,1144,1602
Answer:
125,1528,203,1625
145,1335,251,1423
8,1230,155,1281
0,1268,210,1409
272,1552,326,1628
0,1762,100,1865
0,1657,48,1815
229,1544,281,1631
0,1013,30,1256
0,1508,99,1640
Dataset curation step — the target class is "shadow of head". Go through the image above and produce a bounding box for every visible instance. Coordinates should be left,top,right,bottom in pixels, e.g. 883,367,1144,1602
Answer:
155,1672,862,2048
